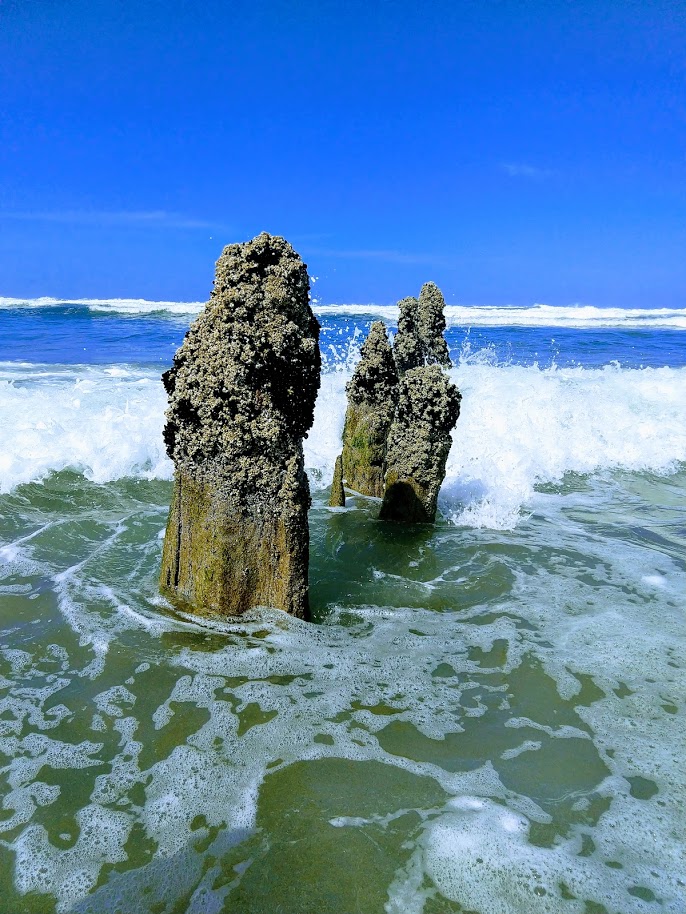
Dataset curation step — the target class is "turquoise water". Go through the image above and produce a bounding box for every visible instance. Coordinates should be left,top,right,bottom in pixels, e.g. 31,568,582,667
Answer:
0,299,684,913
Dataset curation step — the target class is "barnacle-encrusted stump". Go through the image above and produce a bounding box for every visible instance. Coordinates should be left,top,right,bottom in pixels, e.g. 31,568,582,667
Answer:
339,321,398,498
392,296,422,376
393,283,452,376
160,233,321,618
417,281,452,368
379,364,461,523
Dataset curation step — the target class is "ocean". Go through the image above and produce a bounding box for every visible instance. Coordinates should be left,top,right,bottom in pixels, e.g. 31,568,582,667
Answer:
0,298,684,914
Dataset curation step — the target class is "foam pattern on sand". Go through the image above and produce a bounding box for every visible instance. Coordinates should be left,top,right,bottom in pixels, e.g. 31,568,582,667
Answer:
0,470,683,911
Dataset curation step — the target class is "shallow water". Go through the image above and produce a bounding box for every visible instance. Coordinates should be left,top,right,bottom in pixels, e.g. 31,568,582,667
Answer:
0,300,684,913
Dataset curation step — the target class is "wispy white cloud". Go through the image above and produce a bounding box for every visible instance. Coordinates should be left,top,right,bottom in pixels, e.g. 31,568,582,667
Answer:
500,163,553,179
0,210,224,230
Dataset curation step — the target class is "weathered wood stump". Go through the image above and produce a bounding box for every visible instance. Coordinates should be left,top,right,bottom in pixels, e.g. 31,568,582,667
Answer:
160,233,320,618
328,454,346,507
379,364,461,523
393,283,452,375
418,281,451,368
339,321,398,498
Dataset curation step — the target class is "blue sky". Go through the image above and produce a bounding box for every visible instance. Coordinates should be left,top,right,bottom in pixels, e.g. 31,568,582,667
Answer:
1,0,685,306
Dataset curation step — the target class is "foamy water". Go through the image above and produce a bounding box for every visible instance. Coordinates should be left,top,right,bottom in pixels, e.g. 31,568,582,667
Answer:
1,506,683,912
0,296,207,316
2,359,684,529
0,302,684,913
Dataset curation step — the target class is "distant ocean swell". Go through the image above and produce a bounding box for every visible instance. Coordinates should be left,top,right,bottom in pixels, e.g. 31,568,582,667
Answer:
2,297,686,329
2,359,685,530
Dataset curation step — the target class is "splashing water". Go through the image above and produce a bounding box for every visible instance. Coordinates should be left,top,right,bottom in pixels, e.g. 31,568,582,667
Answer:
0,302,684,913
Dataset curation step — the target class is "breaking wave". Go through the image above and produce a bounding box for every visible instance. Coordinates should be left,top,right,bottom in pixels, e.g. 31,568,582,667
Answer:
2,358,684,529
2,297,685,329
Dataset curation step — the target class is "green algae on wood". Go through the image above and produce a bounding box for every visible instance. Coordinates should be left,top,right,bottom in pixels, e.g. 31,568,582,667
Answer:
160,233,321,618
328,454,346,507
379,364,461,523
340,321,398,498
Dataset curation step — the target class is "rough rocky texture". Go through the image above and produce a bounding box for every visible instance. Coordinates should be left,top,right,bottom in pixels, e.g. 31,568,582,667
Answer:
341,288,458,519
328,454,346,507
418,281,451,367
392,296,422,376
379,364,461,523
160,233,321,618
393,284,452,374
341,321,398,497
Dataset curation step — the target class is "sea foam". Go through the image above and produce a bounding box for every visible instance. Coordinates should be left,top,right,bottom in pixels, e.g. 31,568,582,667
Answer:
2,360,685,529
2,297,686,329
443,360,686,528
0,296,206,316
0,471,683,912
0,364,170,491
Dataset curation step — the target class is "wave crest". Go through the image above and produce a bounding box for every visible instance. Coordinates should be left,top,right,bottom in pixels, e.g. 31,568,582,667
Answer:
2,359,685,529
2,298,686,329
